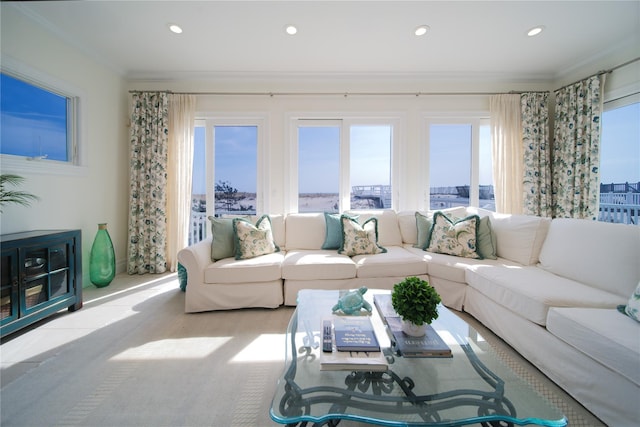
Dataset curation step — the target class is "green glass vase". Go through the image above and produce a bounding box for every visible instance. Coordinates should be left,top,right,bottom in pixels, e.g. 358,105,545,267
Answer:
90,223,116,287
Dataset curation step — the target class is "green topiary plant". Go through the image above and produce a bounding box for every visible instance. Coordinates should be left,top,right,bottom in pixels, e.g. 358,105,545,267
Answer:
391,276,441,326
0,174,39,213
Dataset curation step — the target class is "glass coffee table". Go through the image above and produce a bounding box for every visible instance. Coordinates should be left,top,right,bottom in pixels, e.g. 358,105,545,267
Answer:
270,289,567,426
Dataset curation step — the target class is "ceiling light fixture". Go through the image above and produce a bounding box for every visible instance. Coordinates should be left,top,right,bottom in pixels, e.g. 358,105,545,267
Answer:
527,26,544,37
168,24,183,34
285,25,298,35
415,25,430,36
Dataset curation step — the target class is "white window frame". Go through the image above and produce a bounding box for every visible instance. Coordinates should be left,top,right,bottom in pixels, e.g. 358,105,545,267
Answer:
286,113,402,213
0,55,87,176
422,114,489,211
195,114,268,217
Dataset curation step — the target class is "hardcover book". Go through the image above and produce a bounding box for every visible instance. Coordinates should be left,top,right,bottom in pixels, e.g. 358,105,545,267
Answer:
320,348,388,371
373,294,452,358
333,316,381,352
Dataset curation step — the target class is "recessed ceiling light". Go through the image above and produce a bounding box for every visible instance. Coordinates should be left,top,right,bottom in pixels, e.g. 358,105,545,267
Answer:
285,25,298,35
527,26,544,37
168,24,183,34
415,25,430,36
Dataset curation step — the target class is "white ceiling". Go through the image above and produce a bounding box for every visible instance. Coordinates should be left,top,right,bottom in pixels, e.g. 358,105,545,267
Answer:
8,1,640,81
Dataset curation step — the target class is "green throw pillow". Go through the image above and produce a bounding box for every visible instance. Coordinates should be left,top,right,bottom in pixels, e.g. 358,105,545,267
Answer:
425,211,481,259
233,214,280,260
477,216,498,260
208,217,236,261
322,212,358,249
338,215,386,256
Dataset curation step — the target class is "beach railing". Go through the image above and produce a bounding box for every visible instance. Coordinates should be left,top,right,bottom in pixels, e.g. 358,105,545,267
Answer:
189,212,208,245
599,192,640,225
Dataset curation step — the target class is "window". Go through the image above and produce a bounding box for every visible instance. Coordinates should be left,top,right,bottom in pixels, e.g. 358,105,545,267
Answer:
298,123,340,213
350,125,392,210
293,119,395,213
426,120,494,211
189,118,263,244
598,101,640,225
214,125,258,215
0,60,84,175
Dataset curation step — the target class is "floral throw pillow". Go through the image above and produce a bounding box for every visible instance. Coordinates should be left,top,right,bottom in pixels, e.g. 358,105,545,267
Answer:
338,215,386,256
232,215,280,260
619,281,640,322
425,211,481,259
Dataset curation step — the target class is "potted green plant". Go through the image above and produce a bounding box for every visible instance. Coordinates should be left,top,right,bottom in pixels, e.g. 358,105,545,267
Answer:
391,276,441,336
0,174,39,213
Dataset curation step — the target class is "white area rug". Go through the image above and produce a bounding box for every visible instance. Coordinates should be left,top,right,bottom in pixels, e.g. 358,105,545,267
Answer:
0,274,604,426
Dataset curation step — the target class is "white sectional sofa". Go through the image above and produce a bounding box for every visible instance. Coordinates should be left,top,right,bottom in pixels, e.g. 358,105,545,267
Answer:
177,208,640,426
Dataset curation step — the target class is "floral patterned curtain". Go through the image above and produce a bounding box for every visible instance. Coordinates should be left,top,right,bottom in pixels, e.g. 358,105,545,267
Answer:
521,92,552,217
127,92,169,274
552,75,604,220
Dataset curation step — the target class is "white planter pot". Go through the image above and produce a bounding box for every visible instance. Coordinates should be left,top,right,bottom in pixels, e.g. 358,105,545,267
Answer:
401,320,428,337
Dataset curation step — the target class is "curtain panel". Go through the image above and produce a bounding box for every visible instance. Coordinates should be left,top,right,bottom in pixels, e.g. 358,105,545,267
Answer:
127,92,169,274
521,92,552,217
552,75,604,220
166,94,196,272
490,94,523,214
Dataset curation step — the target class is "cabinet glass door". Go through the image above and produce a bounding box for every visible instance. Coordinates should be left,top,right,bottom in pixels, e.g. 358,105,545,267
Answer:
21,240,72,315
1,250,18,325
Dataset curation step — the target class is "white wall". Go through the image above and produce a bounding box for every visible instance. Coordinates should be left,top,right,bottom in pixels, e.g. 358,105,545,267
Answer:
0,7,129,287
2,4,636,286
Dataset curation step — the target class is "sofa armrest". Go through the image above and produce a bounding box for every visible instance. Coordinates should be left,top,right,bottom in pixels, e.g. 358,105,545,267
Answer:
177,237,213,285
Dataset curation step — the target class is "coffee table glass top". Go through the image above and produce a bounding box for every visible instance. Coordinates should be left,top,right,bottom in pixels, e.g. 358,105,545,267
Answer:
270,289,567,427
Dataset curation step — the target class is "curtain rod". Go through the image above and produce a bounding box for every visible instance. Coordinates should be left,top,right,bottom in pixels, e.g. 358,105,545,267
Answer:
554,56,640,93
130,57,639,97
128,89,544,97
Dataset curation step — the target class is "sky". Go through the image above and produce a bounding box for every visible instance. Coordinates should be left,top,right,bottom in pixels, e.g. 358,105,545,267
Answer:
1,71,636,193
193,104,639,195
1,73,68,161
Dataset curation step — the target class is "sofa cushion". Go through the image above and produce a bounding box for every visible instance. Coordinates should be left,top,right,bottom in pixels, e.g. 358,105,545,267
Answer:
233,215,280,260
538,218,640,299
282,250,357,280
339,216,386,256
354,246,426,278
204,252,284,283
466,265,626,325
405,247,519,283
285,213,326,250
397,210,420,245
208,217,236,261
426,212,481,259
346,209,403,247
488,213,551,265
547,307,640,386
322,212,358,249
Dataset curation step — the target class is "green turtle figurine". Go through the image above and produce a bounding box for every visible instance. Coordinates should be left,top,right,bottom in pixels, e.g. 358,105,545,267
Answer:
332,286,372,315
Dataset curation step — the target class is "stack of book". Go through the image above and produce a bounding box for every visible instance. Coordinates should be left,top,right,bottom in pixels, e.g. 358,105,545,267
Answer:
373,294,452,358
320,316,388,371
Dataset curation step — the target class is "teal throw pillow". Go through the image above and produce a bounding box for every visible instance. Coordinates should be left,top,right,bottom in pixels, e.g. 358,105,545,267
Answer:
425,212,482,259
208,217,236,261
322,212,358,249
476,216,498,260
414,212,433,249
338,215,386,256
177,262,187,291
233,214,280,260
